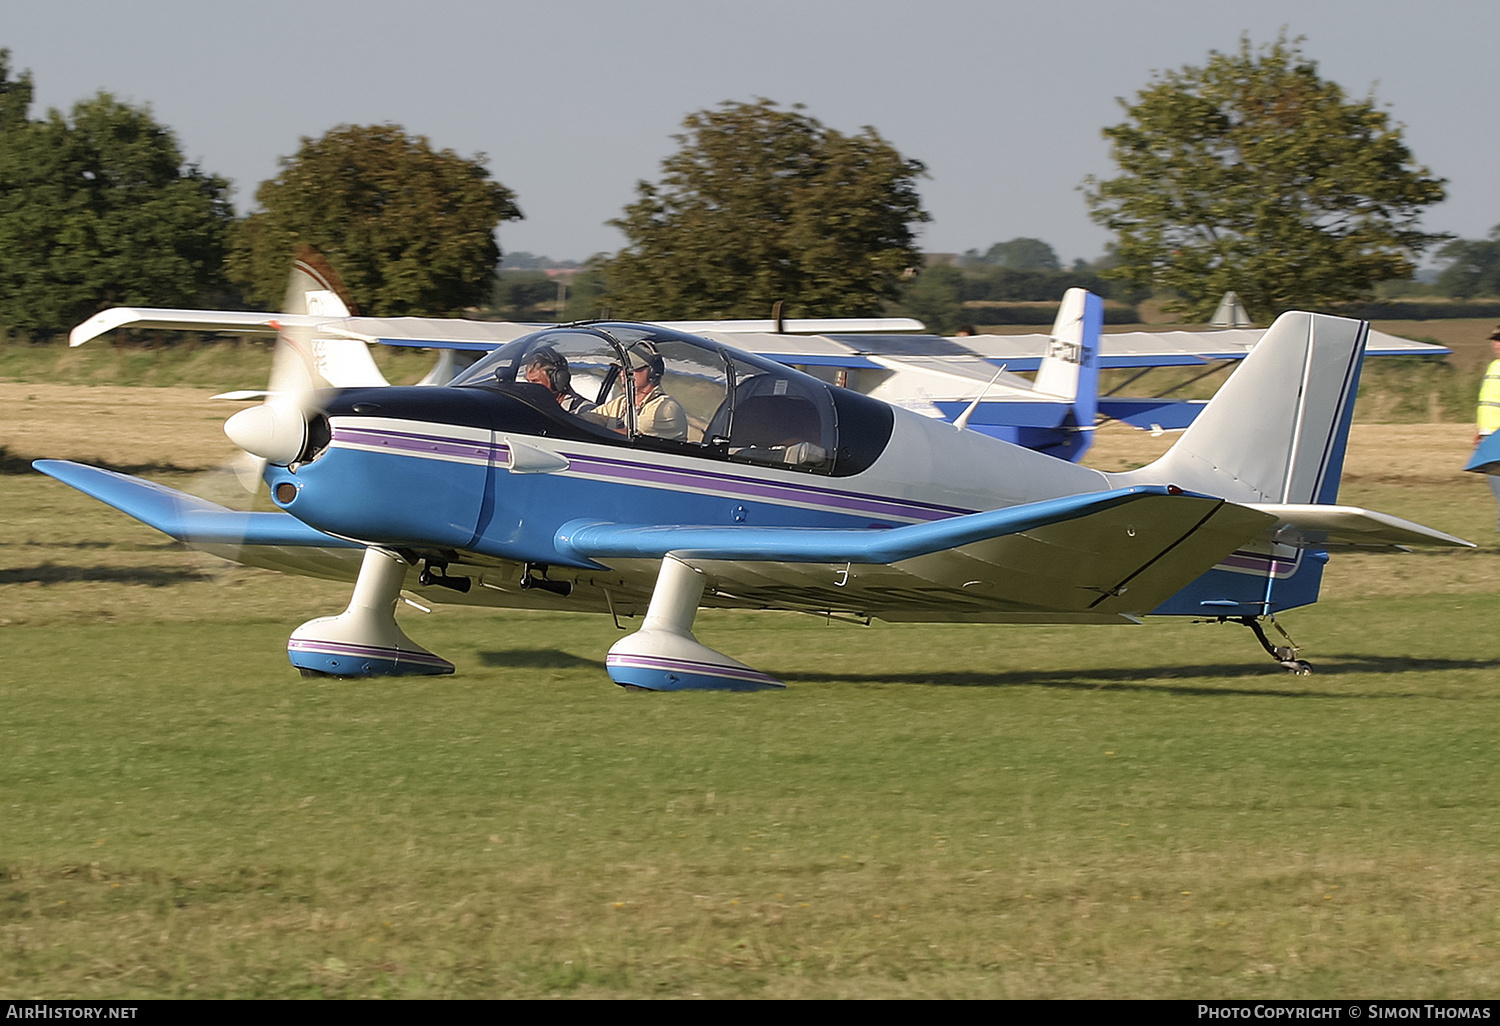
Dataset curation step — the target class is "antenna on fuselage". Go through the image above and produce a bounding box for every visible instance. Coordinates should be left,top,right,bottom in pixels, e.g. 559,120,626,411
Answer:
953,365,1007,433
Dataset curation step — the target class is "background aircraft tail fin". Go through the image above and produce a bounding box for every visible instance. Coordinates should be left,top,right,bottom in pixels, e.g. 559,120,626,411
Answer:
1032,287,1101,403
285,248,389,388
1122,311,1366,505
285,246,355,318
1030,287,1103,461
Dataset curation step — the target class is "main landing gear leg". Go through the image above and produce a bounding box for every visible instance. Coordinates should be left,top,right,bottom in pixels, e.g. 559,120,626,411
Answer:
288,547,455,677
606,556,784,691
1230,615,1312,675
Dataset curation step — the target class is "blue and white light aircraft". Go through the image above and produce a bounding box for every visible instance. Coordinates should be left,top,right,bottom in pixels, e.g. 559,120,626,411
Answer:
37,266,1470,690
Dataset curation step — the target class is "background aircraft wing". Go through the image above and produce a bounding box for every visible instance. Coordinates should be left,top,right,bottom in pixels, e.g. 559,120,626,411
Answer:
69,307,541,351
69,307,322,346
69,307,1448,368
662,317,924,333
958,328,1449,371
320,317,539,350
557,487,1276,622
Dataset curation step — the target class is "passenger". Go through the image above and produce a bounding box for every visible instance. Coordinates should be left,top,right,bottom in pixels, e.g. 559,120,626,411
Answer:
524,346,595,414
590,342,688,440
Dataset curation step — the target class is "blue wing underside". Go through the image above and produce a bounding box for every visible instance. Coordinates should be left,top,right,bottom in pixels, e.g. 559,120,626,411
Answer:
36,459,1277,623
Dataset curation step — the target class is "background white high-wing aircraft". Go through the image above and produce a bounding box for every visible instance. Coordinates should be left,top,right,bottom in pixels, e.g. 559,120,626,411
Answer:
69,287,1449,464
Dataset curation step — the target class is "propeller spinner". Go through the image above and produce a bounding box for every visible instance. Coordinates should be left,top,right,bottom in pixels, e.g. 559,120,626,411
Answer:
224,392,311,466
224,250,353,472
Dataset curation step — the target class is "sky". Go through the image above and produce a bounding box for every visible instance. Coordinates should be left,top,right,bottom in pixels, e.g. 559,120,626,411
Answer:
5,0,1496,267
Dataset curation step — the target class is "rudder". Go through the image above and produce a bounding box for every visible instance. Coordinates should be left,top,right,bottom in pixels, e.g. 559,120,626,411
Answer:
1120,311,1366,505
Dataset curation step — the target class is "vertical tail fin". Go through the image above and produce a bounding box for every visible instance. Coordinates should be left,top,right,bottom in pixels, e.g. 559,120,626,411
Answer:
1135,311,1366,618
1031,287,1103,461
285,248,389,389
1121,311,1366,505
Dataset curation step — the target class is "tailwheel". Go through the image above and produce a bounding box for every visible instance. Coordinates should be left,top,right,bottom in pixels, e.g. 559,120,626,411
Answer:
1222,616,1312,675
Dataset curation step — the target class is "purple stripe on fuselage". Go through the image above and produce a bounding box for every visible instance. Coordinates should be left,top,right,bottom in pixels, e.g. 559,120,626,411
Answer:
333,425,497,464
566,452,968,522
330,421,974,524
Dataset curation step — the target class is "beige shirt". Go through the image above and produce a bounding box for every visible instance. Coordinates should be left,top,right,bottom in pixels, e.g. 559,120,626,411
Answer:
592,388,689,441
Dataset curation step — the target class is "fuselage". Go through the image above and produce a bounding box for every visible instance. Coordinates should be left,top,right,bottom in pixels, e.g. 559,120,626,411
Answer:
269,388,1107,565
262,322,1317,619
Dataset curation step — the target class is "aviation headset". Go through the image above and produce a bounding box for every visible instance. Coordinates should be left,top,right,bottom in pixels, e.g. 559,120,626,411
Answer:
626,341,665,386
525,345,573,392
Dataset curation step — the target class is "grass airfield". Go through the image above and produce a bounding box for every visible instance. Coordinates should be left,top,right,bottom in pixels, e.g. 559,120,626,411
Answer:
5,364,1500,998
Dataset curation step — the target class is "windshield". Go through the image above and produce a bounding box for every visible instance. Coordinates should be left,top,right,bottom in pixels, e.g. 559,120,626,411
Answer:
450,323,888,474
450,326,627,399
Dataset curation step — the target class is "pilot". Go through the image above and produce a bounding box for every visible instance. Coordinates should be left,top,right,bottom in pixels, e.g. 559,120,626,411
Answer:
524,345,595,414
589,342,688,441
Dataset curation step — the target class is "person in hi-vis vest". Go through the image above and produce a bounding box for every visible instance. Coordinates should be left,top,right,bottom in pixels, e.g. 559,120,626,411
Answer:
1476,328,1500,527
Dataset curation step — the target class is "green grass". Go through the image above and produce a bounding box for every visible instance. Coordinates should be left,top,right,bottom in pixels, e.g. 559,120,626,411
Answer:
5,455,1500,997
4,605,1500,998
6,367,1500,998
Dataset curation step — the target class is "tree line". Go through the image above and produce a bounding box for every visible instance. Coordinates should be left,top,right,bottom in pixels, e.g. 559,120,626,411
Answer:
1,37,1487,341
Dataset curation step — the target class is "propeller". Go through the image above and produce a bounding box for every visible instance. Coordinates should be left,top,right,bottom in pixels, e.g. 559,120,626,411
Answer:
224,249,355,472
223,321,319,465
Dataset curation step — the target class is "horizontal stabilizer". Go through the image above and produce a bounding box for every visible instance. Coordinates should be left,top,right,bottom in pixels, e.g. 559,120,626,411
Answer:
1247,503,1473,551
1097,398,1205,431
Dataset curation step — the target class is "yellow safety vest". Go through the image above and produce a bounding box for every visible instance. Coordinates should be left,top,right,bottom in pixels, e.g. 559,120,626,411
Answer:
1481,360,1500,435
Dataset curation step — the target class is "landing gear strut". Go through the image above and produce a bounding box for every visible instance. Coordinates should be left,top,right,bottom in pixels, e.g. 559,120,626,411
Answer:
1222,615,1312,675
605,556,784,691
288,547,454,677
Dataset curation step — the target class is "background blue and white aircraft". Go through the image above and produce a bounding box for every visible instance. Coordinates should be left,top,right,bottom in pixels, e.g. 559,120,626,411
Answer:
69,286,1449,465
38,262,1469,690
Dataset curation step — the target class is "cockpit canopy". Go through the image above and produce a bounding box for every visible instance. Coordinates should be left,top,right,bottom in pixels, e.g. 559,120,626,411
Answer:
450,322,892,476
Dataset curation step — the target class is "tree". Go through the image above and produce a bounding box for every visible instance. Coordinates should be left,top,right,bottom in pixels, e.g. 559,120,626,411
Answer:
602,99,929,319
0,51,235,338
966,237,1061,272
1435,227,1500,299
0,48,31,132
1084,36,1447,321
899,263,966,334
229,124,521,315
